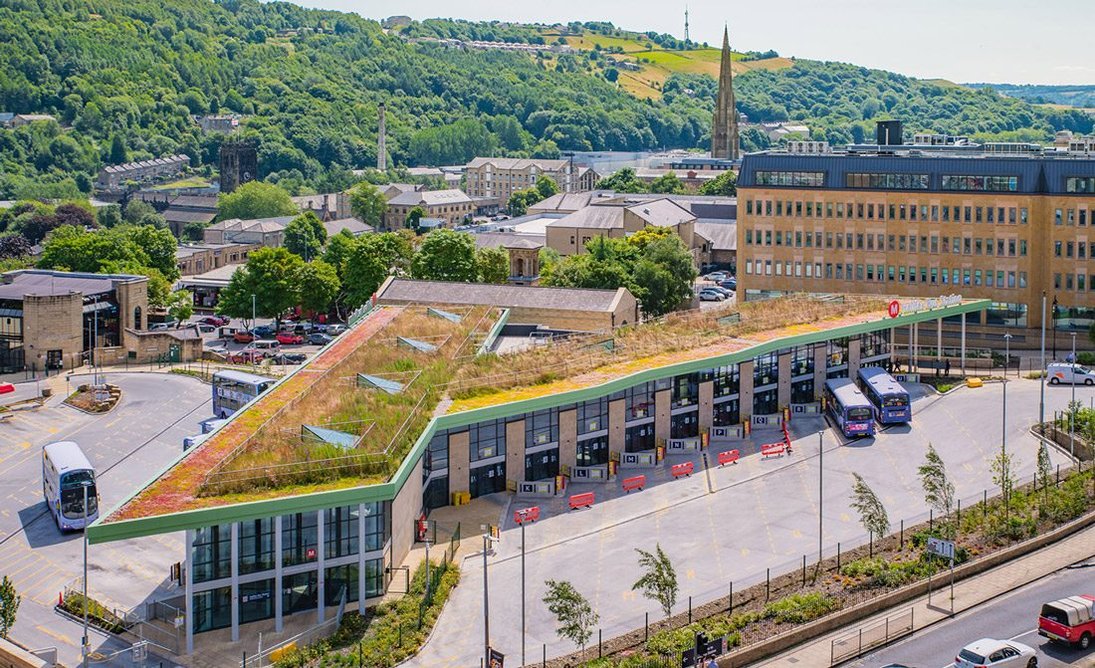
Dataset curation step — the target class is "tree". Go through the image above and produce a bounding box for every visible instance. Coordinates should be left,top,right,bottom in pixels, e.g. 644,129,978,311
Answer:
0,235,31,260
405,205,426,230
412,229,478,282
0,575,18,638
476,246,509,284
54,203,96,229
991,450,1019,517
698,170,737,196
917,443,955,521
122,199,157,225
542,580,598,658
166,289,193,323
127,224,180,281
850,473,889,553
632,543,678,619
595,167,644,193
535,174,560,200
97,204,122,228
342,232,413,309
109,134,127,165
648,171,686,194
1036,440,1052,505
284,211,328,261
182,221,207,241
508,189,537,216
216,181,296,221
216,247,304,327
347,182,387,229
297,259,340,315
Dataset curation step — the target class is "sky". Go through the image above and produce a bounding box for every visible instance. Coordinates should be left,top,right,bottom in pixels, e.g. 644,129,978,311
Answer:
296,0,1095,85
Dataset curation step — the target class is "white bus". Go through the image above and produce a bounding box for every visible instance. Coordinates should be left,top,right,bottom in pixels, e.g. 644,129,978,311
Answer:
211,369,275,419
42,441,99,531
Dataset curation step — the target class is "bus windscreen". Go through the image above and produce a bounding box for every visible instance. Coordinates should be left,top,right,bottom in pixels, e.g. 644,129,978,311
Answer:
847,407,873,421
60,471,97,519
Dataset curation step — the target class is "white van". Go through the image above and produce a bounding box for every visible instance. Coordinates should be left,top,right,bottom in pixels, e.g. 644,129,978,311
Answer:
249,339,282,357
1047,362,1095,385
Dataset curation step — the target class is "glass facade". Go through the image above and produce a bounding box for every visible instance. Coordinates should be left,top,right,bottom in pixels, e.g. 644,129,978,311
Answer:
525,448,559,480
753,388,779,415
671,373,698,408
525,409,558,448
192,525,231,584
576,398,608,435
625,383,655,420
755,171,825,187
469,419,505,461
791,379,815,404
239,579,275,625
709,364,740,397
625,423,655,452
845,173,929,190
238,519,275,575
670,411,699,438
324,565,359,606
193,586,231,633
713,399,740,427
576,435,609,467
283,512,319,567
324,506,359,559
754,352,778,386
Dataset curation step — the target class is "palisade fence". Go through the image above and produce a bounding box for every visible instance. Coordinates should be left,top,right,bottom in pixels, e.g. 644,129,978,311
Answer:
520,461,1091,668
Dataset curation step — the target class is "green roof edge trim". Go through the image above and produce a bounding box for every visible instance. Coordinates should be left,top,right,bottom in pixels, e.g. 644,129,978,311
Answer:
87,299,989,545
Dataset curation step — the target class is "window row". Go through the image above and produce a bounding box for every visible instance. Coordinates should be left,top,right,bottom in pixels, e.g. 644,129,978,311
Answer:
1054,208,1095,226
1053,274,1095,292
744,199,1032,225
754,171,826,187
1052,241,1095,259
940,175,1019,192
744,228,1028,257
743,259,1028,288
846,172,930,190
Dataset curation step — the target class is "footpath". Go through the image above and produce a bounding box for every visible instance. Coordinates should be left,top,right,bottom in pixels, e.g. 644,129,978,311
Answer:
757,520,1095,667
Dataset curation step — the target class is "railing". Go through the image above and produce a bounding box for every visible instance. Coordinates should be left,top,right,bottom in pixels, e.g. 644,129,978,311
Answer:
830,607,914,664
240,614,341,668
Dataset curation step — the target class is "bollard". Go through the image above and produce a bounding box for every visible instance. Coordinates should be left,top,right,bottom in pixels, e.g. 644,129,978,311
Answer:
801,554,806,587
543,644,546,668
766,568,771,601
645,612,649,642
899,519,904,548
729,581,733,615
929,509,933,533
688,596,692,623
1057,464,1061,486
983,489,988,521
957,498,962,527
869,530,874,558
837,542,842,571
598,629,603,658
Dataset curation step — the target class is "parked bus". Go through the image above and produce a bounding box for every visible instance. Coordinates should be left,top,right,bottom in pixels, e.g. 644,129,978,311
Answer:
823,378,876,438
42,441,98,531
212,369,276,419
857,366,912,424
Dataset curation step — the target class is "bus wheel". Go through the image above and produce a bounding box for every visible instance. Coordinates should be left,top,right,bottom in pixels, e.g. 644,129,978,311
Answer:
1050,377,1059,385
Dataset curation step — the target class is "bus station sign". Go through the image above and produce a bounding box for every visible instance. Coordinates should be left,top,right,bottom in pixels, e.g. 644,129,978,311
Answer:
899,294,962,315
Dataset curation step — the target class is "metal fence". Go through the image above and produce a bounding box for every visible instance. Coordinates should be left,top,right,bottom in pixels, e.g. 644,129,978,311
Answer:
830,607,914,664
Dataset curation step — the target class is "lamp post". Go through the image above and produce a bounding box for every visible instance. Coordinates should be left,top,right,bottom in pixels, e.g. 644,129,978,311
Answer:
251,293,257,331
1052,295,1059,361
817,430,824,566
92,294,99,386
1002,332,1012,518
1039,292,1047,425
1071,332,1077,458
482,531,492,668
82,481,92,668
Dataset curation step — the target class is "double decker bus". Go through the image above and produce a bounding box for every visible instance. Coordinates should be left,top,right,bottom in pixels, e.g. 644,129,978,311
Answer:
823,378,876,438
857,366,912,424
212,369,275,419
42,441,98,531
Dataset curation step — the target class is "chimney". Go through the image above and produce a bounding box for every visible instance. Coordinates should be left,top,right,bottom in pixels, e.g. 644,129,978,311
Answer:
377,103,387,171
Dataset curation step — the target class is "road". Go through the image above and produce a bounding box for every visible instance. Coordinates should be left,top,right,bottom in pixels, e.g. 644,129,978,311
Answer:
851,561,1095,667
409,377,1090,668
0,372,211,667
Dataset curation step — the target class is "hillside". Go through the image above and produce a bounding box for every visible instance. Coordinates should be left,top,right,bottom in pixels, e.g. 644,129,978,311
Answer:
968,83,1095,112
0,4,1092,201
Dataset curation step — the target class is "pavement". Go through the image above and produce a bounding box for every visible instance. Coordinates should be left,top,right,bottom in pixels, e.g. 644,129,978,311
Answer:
762,526,1095,668
0,372,212,667
407,378,1089,668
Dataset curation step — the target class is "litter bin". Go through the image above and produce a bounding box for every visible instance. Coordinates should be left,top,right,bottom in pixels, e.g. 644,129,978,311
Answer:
41,388,52,398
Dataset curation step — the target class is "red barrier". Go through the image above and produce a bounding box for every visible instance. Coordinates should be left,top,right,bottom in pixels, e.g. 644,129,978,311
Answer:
622,475,646,493
0,383,14,395
568,492,595,510
671,461,694,478
761,442,787,458
717,449,740,466
513,506,541,524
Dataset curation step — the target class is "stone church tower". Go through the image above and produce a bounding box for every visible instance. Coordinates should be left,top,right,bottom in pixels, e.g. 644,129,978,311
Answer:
710,27,740,161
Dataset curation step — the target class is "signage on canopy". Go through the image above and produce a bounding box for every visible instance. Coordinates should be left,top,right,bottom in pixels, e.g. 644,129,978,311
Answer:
898,294,962,316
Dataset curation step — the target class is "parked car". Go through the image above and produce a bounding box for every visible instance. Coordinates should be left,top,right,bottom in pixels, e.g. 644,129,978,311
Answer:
1038,594,1095,649
228,349,264,364
251,340,282,357
275,352,308,365
954,638,1036,668
196,324,217,335
326,324,347,336
706,286,733,298
201,315,230,327
276,331,304,345
719,278,737,291
233,330,255,344
252,325,276,338
704,271,728,282
698,289,726,302
292,322,314,335
149,321,177,331
308,332,333,346
1047,362,1095,386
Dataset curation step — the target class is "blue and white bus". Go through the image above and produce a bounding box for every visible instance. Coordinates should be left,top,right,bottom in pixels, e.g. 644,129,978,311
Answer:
212,369,275,419
42,441,98,531
823,378,876,438
857,366,911,424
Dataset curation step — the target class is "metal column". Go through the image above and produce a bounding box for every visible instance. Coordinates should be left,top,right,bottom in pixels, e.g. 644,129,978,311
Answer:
316,510,325,624
274,517,283,633
230,523,240,642
358,503,367,615
184,529,195,655
936,318,943,371
960,313,967,375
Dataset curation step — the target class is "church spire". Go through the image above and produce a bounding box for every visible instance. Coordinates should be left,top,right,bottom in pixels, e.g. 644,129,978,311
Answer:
710,25,740,161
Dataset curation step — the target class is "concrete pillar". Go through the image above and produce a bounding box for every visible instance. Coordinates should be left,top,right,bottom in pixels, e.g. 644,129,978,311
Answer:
608,399,626,457
506,418,526,483
558,410,577,472
848,338,862,379
654,389,671,443
275,516,283,632
913,322,919,371
960,312,967,375
230,523,239,642
777,352,792,408
357,504,366,614
937,317,943,371
740,360,755,421
698,380,714,432
908,324,914,371
813,345,828,399
316,510,325,623
184,529,194,654
448,431,470,497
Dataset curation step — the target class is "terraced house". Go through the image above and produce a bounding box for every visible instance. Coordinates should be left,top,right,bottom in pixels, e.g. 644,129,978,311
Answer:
736,130,1095,349
88,293,989,650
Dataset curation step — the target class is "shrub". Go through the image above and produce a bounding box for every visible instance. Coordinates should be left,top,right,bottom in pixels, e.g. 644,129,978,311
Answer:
762,592,840,624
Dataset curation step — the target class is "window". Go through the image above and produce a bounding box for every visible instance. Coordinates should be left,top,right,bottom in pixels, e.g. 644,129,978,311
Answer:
324,566,359,606
625,383,655,420
576,435,608,467
625,423,655,452
753,388,779,415
754,352,778,386
755,171,825,187
827,338,848,369
469,419,506,460
324,506,359,559
577,398,607,435
193,586,231,632
362,502,387,552
845,173,929,189
791,346,814,376
671,373,699,408
713,398,740,427
791,379,814,404
283,512,319,567
192,524,231,583
240,579,276,624
239,518,275,575
671,412,699,439
709,364,740,397
1066,177,1095,193
424,430,449,475
525,448,559,481
525,409,558,448
941,175,1019,192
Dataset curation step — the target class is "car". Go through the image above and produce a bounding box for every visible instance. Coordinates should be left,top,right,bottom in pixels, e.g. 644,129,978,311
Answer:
326,324,347,336
149,321,176,331
233,330,255,344
201,315,229,327
308,332,333,346
228,349,264,364
1038,594,1095,649
1047,362,1095,386
698,289,726,302
196,323,217,335
275,352,308,365
719,278,737,291
706,285,733,298
252,325,276,338
276,331,304,345
955,638,1037,668
704,272,728,282
292,322,314,335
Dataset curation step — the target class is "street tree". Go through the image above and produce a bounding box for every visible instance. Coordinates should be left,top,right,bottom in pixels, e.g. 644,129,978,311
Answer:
542,580,598,658
216,181,297,221
297,259,340,316
1036,441,1052,505
412,229,478,282
850,473,890,551
347,181,387,228
595,167,644,193
632,543,678,619
535,174,560,200
167,289,193,323
341,232,413,309
404,205,426,230
476,246,509,284
991,450,1019,515
216,247,304,327
917,443,955,519
284,211,328,261
0,575,19,638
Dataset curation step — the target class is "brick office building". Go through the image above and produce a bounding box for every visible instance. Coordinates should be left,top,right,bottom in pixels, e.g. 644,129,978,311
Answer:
736,140,1095,349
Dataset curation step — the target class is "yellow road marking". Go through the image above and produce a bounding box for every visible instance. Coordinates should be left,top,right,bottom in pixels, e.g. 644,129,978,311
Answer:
35,625,74,647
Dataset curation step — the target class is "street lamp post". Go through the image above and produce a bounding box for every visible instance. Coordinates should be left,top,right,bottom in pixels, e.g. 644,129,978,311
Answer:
92,294,99,386
817,430,824,565
520,518,527,667
1071,332,1077,458
482,533,491,668
1052,296,1059,361
82,481,91,668
1003,332,1012,518
1040,292,1047,425
251,294,257,330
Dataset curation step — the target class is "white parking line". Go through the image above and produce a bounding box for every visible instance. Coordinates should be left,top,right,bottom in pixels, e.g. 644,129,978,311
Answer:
1008,628,1039,641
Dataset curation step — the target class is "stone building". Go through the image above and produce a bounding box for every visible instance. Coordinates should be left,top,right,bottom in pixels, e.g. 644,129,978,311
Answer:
383,189,474,231
464,158,598,204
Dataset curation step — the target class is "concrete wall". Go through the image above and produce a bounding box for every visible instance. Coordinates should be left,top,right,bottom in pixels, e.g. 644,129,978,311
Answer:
739,360,755,420
812,345,828,400
0,638,48,668
448,431,470,496
777,352,792,408
505,419,525,485
654,389,671,443
558,409,577,471
848,338,862,378
698,380,714,432
23,293,83,370
608,399,626,456
389,455,423,573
